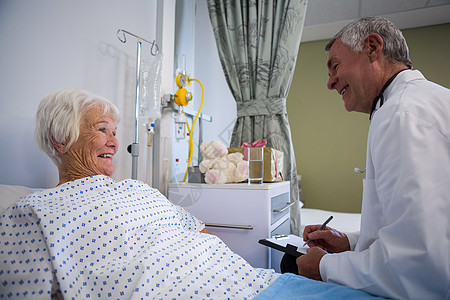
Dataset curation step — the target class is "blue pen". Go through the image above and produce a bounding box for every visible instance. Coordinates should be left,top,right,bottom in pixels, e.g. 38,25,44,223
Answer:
303,215,333,246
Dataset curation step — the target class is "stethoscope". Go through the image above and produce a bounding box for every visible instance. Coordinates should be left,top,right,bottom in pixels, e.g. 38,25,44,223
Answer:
362,70,409,173
370,69,408,120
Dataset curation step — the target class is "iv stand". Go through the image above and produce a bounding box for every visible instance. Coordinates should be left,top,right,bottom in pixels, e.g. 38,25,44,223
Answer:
117,29,159,179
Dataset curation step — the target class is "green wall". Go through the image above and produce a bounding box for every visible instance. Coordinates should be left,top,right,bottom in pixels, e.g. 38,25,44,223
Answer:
287,23,450,213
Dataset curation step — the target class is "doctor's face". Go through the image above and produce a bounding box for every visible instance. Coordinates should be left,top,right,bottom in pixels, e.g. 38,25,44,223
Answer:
326,39,378,114
61,106,118,179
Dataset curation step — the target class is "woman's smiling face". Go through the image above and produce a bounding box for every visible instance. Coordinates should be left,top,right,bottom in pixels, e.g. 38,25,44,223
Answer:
59,105,118,181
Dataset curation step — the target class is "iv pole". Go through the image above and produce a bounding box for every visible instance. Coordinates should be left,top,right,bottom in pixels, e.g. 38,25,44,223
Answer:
117,29,159,179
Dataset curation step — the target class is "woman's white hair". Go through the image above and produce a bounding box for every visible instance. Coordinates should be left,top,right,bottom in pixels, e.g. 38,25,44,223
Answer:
35,88,120,165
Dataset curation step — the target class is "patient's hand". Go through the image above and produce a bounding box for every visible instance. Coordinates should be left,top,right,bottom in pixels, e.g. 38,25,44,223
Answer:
303,225,350,253
296,247,326,281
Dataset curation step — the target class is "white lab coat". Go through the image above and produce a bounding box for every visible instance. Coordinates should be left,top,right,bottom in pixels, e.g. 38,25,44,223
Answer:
320,70,450,299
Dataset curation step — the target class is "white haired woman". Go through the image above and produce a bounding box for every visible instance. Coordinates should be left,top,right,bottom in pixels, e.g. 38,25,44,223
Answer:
0,88,280,299
35,88,120,185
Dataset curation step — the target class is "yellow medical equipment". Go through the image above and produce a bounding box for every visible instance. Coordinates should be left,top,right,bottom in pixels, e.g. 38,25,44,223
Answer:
174,87,192,106
174,74,205,182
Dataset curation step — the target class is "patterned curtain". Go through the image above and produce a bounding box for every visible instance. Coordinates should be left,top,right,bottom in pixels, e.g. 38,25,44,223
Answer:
206,0,307,235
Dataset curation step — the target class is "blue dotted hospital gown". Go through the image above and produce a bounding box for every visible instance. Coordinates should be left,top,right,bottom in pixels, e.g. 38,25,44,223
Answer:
0,175,279,299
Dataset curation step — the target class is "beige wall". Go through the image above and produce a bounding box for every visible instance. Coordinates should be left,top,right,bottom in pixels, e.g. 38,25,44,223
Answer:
287,23,450,213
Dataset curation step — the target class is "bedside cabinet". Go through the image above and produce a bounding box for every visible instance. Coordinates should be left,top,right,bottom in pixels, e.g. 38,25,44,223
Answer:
168,181,291,272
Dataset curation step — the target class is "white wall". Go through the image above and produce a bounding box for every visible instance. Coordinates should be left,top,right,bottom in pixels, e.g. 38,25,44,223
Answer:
171,0,236,182
0,0,157,188
0,0,235,189
194,0,236,146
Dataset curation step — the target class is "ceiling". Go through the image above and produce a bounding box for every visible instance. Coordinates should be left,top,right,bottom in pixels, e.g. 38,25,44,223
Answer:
301,0,450,42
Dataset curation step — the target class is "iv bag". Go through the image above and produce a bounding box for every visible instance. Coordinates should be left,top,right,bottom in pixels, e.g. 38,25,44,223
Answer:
140,53,163,124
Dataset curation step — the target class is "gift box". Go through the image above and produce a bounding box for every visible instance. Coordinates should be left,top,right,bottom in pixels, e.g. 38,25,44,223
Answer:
228,145,284,182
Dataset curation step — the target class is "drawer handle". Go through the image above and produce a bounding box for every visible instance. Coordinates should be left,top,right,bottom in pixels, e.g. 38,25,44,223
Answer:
273,202,294,213
205,223,253,230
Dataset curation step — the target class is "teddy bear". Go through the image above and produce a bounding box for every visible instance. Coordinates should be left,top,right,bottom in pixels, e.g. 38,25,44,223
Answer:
199,141,248,184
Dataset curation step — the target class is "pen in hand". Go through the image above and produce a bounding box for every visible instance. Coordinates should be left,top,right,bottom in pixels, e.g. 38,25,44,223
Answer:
303,215,333,246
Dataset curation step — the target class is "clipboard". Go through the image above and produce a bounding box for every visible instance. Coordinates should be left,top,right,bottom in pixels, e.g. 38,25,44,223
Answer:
258,234,308,258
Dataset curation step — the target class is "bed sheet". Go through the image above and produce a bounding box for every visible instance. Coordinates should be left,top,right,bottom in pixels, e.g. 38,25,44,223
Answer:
0,176,280,298
254,273,386,299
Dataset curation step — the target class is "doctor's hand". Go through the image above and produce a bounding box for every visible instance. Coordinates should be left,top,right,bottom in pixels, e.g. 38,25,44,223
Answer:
303,225,350,253
296,247,327,281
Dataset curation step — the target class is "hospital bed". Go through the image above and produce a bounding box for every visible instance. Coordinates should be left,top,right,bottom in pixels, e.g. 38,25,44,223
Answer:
1,183,362,236
296,174,361,235
1,184,362,240
0,181,362,235
1,183,379,299
301,207,361,235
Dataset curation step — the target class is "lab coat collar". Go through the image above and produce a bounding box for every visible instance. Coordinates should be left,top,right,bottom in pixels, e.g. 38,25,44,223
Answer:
370,69,425,121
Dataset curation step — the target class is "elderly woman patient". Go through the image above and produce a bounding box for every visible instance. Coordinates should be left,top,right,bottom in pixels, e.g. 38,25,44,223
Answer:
0,88,279,299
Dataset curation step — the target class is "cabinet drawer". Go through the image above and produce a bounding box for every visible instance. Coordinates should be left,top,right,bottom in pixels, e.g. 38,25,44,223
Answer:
269,216,290,272
168,182,291,269
271,192,291,225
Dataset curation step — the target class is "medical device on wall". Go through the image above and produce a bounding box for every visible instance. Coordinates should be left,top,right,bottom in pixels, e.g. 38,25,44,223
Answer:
117,29,160,180
173,74,192,141
174,110,187,139
173,73,205,182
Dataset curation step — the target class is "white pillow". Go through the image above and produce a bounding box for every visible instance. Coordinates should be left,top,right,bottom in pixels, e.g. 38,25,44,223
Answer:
0,184,34,214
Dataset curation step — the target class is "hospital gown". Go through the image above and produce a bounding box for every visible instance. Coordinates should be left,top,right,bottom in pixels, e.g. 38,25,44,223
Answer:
0,175,279,299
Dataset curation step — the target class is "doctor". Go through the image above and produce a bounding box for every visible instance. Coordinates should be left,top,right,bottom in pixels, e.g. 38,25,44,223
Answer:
296,17,450,299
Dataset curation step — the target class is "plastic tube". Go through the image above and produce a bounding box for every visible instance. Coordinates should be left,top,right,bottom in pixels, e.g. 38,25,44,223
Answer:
182,78,205,182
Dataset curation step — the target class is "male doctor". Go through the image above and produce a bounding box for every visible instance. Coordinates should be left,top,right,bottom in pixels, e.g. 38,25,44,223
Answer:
296,17,450,299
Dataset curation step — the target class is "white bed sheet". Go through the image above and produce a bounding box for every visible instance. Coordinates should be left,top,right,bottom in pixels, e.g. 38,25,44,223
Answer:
301,208,361,235
1,177,279,298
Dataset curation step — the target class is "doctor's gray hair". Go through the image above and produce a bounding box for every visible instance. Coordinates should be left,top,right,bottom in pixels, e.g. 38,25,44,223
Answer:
35,88,119,165
325,17,413,69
